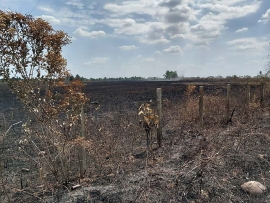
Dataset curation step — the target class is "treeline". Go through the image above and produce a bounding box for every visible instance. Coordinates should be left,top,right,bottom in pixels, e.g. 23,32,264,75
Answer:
69,75,146,82
1,73,267,83
1,75,146,82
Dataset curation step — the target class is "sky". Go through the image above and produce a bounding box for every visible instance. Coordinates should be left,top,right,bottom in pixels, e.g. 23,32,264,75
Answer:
1,0,270,78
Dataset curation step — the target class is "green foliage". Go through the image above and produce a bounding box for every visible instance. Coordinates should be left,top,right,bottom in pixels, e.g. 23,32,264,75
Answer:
163,70,178,79
75,74,81,80
69,75,75,81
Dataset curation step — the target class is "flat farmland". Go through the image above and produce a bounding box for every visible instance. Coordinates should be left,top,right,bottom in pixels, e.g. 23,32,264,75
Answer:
0,79,269,203
83,80,235,112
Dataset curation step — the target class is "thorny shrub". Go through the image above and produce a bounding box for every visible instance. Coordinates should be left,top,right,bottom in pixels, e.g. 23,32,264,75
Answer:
0,10,88,188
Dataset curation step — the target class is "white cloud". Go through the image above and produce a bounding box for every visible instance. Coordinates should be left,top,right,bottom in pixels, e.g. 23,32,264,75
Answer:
170,34,185,39
74,28,106,38
36,5,97,29
101,0,262,47
235,27,248,33
164,5,196,23
166,22,190,36
189,1,261,44
103,1,189,44
199,2,261,19
227,37,269,51
104,18,146,35
36,15,60,24
188,21,224,44
37,6,54,13
119,45,138,50
83,58,110,65
11,0,268,78
104,19,171,44
236,45,254,50
66,0,84,9
139,36,170,44
104,1,166,18
258,9,270,23
163,46,183,53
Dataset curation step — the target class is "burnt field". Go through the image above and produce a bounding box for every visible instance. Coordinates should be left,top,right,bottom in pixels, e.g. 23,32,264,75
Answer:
83,80,248,112
0,79,270,203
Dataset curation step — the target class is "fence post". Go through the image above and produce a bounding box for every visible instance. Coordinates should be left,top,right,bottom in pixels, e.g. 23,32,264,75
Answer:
199,86,204,128
79,106,86,178
246,84,250,107
226,84,231,123
260,83,265,107
156,88,162,147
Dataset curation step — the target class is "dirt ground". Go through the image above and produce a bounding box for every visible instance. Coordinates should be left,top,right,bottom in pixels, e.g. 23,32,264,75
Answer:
0,80,269,202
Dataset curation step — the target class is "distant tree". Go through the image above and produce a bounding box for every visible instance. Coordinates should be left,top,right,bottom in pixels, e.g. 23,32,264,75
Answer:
75,74,81,80
164,70,178,79
69,75,75,81
80,77,87,81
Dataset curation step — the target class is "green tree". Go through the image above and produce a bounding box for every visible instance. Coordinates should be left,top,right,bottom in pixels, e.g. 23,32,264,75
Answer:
163,70,178,79
75,74,81,80
69,75,75,81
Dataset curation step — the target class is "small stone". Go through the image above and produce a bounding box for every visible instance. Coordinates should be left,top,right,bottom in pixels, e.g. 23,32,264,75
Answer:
71,184,82,190
21,168,30,172
241,181,267,195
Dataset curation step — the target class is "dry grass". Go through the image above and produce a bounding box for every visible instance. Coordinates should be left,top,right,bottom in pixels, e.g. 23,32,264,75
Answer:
0,82,270,202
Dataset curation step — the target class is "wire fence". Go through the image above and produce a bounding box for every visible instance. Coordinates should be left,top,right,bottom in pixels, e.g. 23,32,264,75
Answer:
0,81,269,202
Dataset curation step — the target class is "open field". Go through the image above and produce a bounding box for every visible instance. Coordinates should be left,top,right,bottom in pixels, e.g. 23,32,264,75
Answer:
0,79,270,202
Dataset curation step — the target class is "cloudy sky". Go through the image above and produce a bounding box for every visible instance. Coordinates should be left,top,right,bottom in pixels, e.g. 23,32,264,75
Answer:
1,0,270,78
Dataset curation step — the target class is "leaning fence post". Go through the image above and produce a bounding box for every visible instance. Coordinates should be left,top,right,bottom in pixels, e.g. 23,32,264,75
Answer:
199,86,204,128
226,84,231,123
79,107,86,178
156,88,162,147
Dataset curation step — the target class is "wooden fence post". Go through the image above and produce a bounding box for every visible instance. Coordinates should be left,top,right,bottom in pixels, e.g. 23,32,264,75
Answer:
226,84,231,123
79,107,86,178
246,84,250,107
260,84,265,107
156,88,162,147
199,86,204,128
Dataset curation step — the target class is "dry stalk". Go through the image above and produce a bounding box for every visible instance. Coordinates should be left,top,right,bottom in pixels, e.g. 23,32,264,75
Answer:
138,102,159,161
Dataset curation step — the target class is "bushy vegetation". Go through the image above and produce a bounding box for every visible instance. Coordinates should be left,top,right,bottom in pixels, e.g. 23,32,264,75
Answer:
0,10,88,197
163,70,178,79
